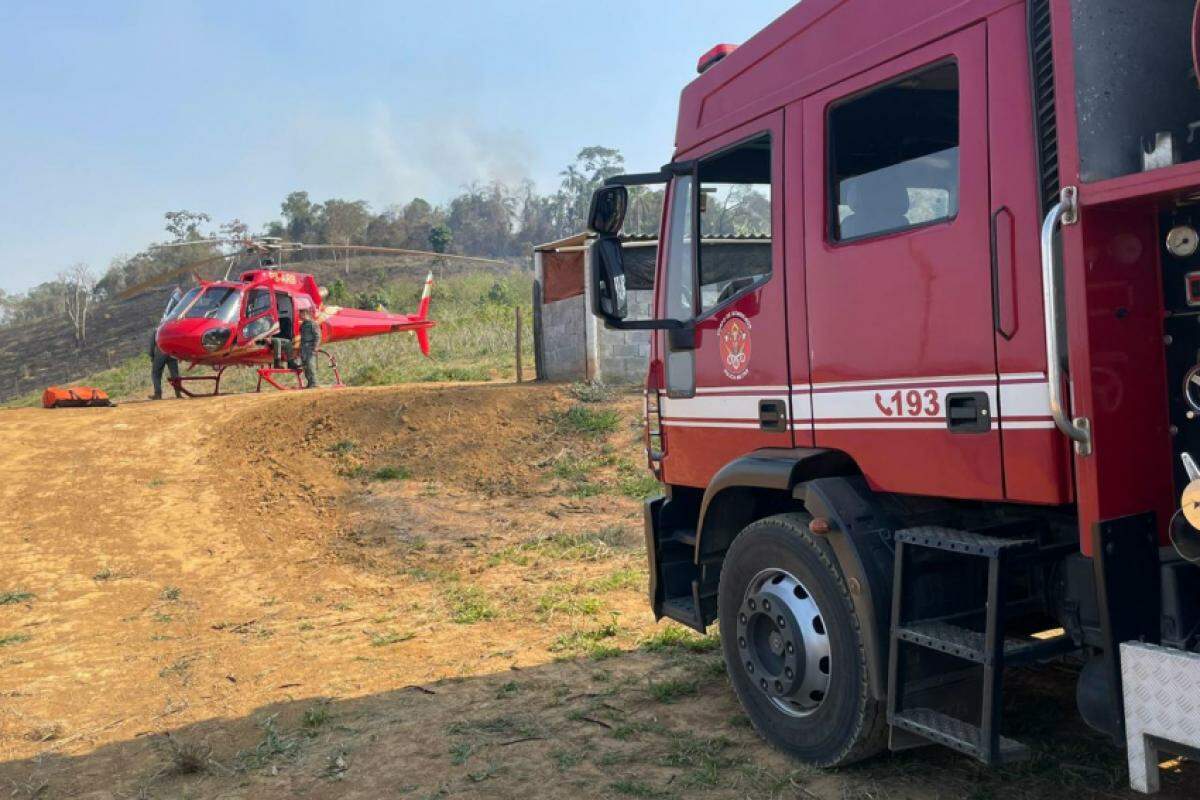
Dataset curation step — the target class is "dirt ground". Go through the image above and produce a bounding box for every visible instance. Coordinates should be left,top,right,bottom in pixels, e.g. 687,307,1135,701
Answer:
0,382,1196,799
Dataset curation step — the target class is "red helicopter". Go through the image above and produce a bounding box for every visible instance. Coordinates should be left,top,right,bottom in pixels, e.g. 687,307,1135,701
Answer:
121,237,503,396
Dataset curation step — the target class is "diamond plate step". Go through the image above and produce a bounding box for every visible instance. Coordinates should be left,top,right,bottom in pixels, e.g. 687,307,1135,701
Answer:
891,708,1029,763
896,621,1075,664
895,526,1035,557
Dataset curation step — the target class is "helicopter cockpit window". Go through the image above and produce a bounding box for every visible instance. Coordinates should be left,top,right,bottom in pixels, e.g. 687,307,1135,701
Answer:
163,287,201,322
245,288,271,318
183,287,243,324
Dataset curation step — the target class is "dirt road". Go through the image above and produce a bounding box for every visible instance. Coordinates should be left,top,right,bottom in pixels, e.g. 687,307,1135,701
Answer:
0,384,1193,799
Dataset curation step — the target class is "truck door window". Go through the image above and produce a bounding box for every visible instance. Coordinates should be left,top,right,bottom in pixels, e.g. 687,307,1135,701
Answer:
663,174,695,322
829,61,959,242
662,174,696,396
697,136,772,312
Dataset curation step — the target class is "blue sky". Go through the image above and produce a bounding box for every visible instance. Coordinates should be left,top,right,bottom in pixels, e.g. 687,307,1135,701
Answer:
0,0,794,293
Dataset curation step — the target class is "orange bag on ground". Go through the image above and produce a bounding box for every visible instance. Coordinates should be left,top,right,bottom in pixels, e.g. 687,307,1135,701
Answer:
41,386,113,408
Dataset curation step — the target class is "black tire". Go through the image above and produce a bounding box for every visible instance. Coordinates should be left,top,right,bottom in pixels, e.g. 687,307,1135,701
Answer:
718,512,887,767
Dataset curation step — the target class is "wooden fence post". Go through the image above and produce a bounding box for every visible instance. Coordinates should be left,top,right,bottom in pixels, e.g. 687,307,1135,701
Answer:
515,307,524,383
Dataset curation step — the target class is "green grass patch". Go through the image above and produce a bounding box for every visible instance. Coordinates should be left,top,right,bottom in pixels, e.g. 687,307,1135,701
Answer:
640,625,720,653
236,715,304,771
558,405,621,437
494,527,632,566
616,462,660,499
0,591,34,605
550,618,621,659
587,568,643,593
647,677,700,704
568,381,616,403
301,702,332,729
0,633,30,647
445,585,498,624
536,587,602,619
160,586,181,602
328,440,358,456
450,741,474,765
660,733,742,788
370,465,411,481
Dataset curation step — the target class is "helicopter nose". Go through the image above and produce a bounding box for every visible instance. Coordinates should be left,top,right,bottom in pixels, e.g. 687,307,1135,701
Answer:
157,318,228,360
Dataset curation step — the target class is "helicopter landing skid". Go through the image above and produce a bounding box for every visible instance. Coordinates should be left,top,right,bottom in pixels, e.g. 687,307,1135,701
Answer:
255,350,344,392
169,366,227,398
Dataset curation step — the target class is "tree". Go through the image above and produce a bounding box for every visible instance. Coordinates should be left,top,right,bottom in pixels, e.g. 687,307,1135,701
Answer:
163,210,212,242
219,218,250,243
557,146,625,235
447,182,518,256
400,198,444,251
318,198,371,271
280,191,319,242
428,224,452,254
626,187,665,238
513,179,560,252
59,263,96,346
365,205,407,248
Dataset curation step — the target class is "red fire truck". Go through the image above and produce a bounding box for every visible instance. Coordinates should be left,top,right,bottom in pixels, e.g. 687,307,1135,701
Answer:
587,0,1200,785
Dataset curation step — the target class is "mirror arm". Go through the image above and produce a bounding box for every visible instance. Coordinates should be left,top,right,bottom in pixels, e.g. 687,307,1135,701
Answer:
605,171,668,187
602,318,690,332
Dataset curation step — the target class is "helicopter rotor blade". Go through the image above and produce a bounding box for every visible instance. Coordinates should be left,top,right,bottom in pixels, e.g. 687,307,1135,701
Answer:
288,244,509,267
147,238,234,250
115,253,231,302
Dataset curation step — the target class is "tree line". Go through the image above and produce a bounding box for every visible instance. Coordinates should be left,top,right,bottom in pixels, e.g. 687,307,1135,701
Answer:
0,146,666,334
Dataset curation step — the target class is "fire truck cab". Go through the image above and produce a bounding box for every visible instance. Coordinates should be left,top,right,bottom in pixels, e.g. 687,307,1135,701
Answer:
588,0,1200,786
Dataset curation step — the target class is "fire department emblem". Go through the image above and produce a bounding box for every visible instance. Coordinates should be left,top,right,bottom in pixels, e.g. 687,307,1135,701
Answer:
718,312,752,381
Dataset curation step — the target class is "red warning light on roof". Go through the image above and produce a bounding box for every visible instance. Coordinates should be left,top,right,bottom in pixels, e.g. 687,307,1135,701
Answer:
698,44,737,75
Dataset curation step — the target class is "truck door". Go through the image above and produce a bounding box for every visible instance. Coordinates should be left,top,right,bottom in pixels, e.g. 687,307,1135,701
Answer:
658,114,793,489
800,25,1004,500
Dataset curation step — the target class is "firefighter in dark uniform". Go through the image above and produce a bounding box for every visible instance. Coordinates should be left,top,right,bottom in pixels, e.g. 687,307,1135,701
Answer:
299,307,322,388
150,288,183,400
150,330,182,399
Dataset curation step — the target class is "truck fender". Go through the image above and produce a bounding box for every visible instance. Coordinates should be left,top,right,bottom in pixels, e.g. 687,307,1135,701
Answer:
694,448,857,562
794,476,897,702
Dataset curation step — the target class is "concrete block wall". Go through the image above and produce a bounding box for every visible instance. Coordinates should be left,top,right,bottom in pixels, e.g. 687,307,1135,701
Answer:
595,289,652,384
539,295,587,381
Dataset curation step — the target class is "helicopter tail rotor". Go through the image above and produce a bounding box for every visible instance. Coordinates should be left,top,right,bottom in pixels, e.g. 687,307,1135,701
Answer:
415,272,433,356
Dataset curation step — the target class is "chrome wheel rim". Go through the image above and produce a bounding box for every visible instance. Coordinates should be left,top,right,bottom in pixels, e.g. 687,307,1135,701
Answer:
736,568,831,718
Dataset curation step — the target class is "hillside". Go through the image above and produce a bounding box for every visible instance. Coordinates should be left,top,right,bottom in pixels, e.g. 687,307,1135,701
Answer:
0,255,526,404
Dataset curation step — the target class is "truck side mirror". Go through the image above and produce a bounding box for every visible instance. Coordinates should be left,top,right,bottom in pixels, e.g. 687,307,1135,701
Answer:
591,237,628,321
588,186,628,235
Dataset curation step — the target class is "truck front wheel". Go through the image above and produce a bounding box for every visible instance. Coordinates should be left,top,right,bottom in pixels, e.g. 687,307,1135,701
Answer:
718,513,887,767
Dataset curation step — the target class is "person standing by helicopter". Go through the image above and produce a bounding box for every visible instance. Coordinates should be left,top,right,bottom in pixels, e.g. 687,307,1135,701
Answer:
149,286,184,400
299,307,322,388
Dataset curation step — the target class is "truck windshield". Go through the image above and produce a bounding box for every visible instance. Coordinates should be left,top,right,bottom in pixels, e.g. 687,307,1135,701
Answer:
183,287,243,323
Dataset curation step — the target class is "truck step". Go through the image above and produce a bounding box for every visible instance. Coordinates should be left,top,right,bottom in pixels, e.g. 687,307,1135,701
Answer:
890,708,1029,764
660,529,697,548
896,621,1075,665
661,597,703,630
895,526,1035,557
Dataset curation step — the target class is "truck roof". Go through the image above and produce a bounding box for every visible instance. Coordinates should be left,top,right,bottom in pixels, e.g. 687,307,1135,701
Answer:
675,0,1014,156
